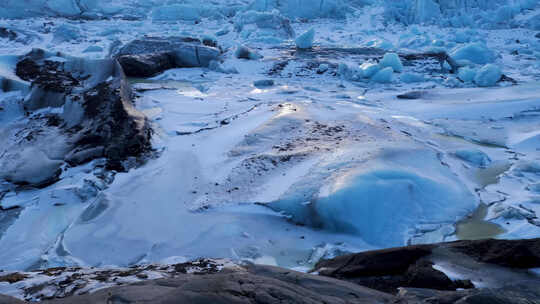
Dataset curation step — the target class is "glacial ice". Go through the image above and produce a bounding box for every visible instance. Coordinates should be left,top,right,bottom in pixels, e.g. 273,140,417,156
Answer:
295,29,315,49
371,67,394,83
400,72,425,83
474,64,502,87
453,149,492,168
458,67,477,83
378,53,403,73
269,149,477,247
450,43,497,65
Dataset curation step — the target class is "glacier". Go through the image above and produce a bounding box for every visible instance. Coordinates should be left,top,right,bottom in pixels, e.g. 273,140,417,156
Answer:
0,0,539,279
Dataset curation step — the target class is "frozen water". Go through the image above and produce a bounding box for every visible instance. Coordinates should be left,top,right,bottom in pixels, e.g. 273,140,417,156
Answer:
450,43,498,65
371,67,394,83
378,53,403,73
474,64,502,87
295,28,315,49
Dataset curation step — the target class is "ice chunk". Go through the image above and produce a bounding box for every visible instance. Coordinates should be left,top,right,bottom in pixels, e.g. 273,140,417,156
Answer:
400,73,425,83
371,67,393,83
450,43,497,65
360,62,380,78
379,53,403,73
474,64,502,87
250,0,348,19
454,149,491,168
52,24,81,43
295,29,315,49
83,45,103,53
152,5,201,22
254,79,275,88
457,67,477,83
271,168,475,246
235,45,263,60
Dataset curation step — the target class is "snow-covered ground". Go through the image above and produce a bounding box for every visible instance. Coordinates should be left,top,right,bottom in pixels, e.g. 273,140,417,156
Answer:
0,0,539,277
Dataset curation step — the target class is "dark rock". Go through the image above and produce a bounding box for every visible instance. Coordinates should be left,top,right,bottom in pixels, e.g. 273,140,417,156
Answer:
254,79,275,88
536,33,540,39
0,295,26,304
235,45,263,60
314,238,540,294
115,37,221,77
397,91,426,100
12,49,152,172
399,281,540,304
446,238,540,268
0,27,17,40
315,245,433,277
36,265,396,304
117,52,174,77
0,273,28,284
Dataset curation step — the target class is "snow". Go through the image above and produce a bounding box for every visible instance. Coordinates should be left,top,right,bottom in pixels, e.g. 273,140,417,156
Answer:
0,0,539,276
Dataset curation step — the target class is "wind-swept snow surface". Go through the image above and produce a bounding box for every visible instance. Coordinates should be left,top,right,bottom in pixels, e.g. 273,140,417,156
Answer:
0,0,539,275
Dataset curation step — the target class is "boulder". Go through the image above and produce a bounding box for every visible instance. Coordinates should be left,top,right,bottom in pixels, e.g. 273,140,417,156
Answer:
314,238,540,294
24,265,396,304
5,49,152,175
116,37,221,77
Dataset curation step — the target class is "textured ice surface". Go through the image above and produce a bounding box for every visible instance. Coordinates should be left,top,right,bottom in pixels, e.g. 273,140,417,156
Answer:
270,148,477,247
295,29,315,49
474,64,502,87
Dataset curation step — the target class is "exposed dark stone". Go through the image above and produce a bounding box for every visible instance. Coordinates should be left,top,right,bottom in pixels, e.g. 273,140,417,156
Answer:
446,238,540,268
0,295,26,304
115,36,221,77
12,49,152,172
397,91,426,100
0,27,17,40
36,265,396,304
314,238,540,294
117,52,174,78
315,245,433,278
0,273,28,284
536,32,540,39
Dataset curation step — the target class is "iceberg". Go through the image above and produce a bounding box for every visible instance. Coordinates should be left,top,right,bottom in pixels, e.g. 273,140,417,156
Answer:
450,43,497,65
379,53,403,73
296,29,315,49
474,64,502,87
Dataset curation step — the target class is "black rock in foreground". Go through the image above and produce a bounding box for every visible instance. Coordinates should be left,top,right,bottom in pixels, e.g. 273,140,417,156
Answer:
0,239,539,303
313,238,540,294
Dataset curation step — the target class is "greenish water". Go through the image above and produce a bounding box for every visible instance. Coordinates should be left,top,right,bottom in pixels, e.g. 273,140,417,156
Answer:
456,203,505,240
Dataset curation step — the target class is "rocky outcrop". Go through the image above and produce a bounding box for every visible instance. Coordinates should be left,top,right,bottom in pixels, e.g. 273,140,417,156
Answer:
0,49,151,188
0,240,539,304
0,262,396,304
115,36,221,77
313,238,540,294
